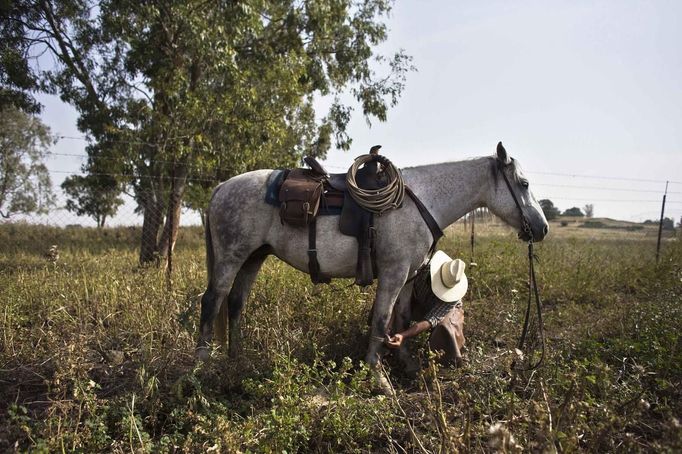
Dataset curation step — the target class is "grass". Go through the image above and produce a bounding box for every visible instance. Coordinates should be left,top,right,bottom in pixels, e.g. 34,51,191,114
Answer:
1,221,681,452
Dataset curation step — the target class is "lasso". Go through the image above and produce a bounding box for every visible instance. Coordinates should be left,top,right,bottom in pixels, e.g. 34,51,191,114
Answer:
345,154,405,215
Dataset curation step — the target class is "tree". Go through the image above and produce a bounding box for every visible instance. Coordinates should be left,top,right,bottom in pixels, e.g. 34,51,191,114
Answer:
661,217,674,230
61,174,123,227
562,207,584,217
0,107,55,218
645,217,674,230
0,1,41,113
583,204,594,218
539,199,560,220
12,0,413,266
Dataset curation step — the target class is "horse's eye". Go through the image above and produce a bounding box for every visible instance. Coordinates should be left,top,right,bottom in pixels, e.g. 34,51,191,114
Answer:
520,180,529,188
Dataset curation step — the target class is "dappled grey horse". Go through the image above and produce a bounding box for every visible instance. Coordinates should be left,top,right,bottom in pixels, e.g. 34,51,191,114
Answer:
196,143,548,388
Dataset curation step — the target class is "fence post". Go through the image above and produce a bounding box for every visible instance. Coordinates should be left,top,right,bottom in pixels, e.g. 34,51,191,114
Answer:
655,181,669,263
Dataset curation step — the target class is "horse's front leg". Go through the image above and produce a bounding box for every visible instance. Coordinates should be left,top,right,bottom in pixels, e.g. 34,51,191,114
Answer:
366,267,409,394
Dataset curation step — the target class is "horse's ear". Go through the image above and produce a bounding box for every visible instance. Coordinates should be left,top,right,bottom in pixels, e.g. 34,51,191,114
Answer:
496,141,511,165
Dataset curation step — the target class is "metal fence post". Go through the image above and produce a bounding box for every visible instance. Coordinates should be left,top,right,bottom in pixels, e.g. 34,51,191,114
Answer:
655,181,669,263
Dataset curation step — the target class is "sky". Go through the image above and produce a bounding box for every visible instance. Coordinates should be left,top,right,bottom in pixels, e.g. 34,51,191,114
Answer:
38,0,682,225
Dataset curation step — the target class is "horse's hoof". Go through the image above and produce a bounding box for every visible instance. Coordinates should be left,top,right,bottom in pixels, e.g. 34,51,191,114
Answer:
195,346,210,361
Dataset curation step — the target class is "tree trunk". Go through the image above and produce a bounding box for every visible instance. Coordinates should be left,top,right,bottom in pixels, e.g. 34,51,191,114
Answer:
158,163,189,269
139,185,166,265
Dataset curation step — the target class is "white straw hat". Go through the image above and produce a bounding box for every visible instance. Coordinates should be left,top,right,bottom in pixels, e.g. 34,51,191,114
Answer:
429,250,468,302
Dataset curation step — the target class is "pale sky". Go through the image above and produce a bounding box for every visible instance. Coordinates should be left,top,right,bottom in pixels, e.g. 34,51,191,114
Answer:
39,0,682,225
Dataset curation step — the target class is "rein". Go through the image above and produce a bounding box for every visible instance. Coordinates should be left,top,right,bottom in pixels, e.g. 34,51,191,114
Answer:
498,160,545,370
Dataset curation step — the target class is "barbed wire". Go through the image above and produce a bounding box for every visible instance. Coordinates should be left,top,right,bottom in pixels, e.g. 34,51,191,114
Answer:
50,136,682,186
45,168,682,207
46,151,249,177
543,196,681,204
48,151,682,194
56,134,193,147
524,170,681,185
47,169,220,183
318,163,682,185
532,183,682,194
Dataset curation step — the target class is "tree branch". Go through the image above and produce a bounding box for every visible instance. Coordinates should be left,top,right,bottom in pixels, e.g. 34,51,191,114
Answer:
38,1,107,113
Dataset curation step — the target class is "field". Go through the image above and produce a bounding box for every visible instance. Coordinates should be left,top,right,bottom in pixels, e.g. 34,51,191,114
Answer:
1,219,681,452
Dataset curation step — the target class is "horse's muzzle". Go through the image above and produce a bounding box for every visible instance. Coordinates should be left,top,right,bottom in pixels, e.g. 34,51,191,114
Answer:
518,230,532,241
518,224,548,242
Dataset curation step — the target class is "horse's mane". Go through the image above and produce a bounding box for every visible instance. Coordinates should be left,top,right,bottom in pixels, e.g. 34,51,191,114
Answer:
402,155,520,188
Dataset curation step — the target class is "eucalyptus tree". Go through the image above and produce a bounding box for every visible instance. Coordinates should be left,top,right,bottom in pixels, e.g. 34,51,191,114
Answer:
8,0,413,265
0,0,41,113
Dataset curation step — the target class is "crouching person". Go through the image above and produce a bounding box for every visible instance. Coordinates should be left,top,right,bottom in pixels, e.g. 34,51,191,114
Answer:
385,251,467,366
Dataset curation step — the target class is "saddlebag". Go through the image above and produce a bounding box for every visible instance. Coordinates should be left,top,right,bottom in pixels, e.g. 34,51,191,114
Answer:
278,169,324,227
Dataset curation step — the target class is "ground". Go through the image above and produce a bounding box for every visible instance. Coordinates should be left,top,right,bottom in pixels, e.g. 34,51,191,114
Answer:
1,218,680,452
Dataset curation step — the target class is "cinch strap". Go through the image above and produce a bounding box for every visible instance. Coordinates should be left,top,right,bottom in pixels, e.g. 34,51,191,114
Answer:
405,186,444,256
308,218,330,284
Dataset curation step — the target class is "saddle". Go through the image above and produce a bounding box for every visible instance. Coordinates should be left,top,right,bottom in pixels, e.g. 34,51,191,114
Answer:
275,146,443,286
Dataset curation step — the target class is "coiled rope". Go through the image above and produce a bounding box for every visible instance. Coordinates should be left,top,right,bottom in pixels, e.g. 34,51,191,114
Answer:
346,154,405,215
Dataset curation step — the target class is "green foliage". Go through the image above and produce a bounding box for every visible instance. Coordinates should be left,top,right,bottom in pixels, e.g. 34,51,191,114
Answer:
539,198,560,220
61,174,124,227
0,107,56,218
562,206,585,217
580,220,644,231
1,224,680,452
0,0,41,113
8,0,414,262
644,217,675,230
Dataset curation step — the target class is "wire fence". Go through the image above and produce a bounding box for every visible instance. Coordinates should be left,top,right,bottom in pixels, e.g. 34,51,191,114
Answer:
2,163,680,265
1,183,207,265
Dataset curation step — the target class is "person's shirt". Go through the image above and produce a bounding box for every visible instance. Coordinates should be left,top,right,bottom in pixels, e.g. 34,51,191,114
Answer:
412,265,462,328
424,299,462,328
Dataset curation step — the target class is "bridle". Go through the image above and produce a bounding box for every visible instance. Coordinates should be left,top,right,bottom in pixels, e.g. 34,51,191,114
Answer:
497,159,545,370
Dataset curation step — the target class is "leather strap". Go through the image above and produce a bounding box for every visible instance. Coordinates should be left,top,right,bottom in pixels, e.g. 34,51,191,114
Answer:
405,186,444,256
516,240,545,369
497,160,532,235
497,159,545,370
308,218,330,284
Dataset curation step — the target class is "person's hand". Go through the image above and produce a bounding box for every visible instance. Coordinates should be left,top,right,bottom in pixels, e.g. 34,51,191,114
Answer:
385,333,404,349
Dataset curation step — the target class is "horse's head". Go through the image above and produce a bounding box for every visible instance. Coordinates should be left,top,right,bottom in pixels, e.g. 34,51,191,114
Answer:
486,142,549,242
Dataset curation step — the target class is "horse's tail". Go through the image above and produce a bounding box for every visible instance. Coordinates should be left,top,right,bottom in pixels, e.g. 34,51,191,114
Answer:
204,183,223,290
204,208,214,289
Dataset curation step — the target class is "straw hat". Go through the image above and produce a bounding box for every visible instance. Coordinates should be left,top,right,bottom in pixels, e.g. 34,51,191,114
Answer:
429,251,468,302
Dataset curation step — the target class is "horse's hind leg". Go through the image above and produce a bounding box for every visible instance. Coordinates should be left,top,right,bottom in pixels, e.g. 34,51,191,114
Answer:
197,260,240,360
214,250,268,357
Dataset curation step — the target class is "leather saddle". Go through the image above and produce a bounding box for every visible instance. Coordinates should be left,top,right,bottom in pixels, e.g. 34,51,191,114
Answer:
276,146,443,287
303,148,386,286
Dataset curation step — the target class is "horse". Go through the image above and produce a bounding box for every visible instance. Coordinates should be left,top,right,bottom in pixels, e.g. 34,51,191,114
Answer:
196,142,549,391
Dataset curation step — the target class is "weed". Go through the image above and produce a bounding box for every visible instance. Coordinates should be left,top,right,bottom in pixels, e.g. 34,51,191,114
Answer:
0,223,680,452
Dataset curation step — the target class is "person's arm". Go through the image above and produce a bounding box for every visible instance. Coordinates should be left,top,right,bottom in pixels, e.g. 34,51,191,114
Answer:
385,320,432,349
385,300,460,349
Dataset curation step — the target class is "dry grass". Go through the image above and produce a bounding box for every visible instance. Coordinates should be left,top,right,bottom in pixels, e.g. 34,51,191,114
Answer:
1,222,681,452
